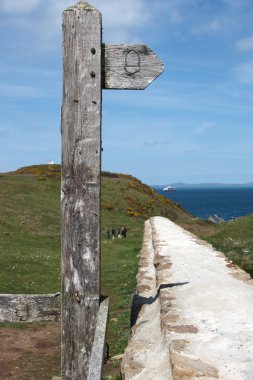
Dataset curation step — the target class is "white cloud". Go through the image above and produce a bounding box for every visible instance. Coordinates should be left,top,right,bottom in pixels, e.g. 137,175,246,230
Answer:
234,62,253,85
98,0,149,28
207,19,221,32
1,0,153,50
222,0,248,9
191,18,222,35
169,9,185,24
236,35,253,51
192,122,216,134
0,130,9,138
0,0,41,14
144,140,171,147
0,83,45,98
169,0,252,39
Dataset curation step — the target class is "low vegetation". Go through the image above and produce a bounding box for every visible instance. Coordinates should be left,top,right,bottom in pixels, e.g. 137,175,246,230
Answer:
205,215,253,278
0,164,252,378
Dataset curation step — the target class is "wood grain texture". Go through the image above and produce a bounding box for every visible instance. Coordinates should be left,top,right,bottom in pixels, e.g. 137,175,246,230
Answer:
61,2,102,378
87,297,109,380
0,294,60,322
52,298,109,380
103,44,164,90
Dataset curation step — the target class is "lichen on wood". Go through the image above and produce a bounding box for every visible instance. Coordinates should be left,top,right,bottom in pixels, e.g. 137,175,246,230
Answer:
61,2,102,378
65,1,97,12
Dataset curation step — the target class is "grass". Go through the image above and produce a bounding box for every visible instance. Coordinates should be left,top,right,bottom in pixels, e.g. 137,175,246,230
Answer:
1,164,253,378
0,165,197,378
0,174,61,294
205,214,253,278
101,232,141,355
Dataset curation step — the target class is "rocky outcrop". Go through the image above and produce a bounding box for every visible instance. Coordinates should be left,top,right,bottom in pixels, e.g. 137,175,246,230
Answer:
122,216,253,380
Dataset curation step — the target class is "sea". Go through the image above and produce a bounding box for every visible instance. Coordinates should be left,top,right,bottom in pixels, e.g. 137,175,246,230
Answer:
154,187,253,221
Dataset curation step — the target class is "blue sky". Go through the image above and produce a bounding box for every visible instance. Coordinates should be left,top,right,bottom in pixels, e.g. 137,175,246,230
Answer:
1,0,253,184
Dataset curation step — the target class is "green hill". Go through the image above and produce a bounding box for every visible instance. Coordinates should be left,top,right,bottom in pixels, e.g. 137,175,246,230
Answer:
0,164,252,377
206,215,253,278
0,165,200,355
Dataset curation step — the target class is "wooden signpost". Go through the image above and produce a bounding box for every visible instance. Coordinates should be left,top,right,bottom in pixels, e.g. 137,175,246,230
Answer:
103,44,164,89
61,2,163,379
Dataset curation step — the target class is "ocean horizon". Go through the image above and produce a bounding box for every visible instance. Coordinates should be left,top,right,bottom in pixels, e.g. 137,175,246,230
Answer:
154,187,253,221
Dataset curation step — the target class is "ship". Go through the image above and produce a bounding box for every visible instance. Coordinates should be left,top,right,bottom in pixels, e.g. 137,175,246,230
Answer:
163,185,176,192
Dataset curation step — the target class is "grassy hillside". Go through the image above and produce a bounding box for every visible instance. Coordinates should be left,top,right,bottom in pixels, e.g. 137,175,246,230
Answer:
0,165,198,358
206,215,253,278
0,172,61,294
0,164,252,378
0,165,196,292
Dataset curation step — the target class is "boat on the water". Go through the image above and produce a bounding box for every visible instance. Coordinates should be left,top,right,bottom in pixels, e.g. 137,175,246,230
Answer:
163,185,175,192
208,214,224,224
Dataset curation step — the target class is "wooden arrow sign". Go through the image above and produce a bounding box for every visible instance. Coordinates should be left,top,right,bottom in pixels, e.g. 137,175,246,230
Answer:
103,44,164,90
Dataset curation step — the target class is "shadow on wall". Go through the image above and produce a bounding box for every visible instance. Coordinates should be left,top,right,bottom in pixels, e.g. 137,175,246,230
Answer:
130,282,189,327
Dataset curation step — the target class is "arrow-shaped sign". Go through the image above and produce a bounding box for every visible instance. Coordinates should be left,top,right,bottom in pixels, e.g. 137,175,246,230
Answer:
103,44,164,90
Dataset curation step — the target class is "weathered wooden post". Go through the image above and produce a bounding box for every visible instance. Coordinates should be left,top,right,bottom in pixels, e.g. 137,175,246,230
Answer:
61,1,163,379
61,2,101,379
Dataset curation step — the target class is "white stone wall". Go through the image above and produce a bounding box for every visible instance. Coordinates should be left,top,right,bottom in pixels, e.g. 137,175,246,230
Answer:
122,216,253,380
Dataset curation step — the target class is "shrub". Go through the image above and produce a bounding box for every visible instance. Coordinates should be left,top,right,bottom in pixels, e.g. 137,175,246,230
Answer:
102,203,114,210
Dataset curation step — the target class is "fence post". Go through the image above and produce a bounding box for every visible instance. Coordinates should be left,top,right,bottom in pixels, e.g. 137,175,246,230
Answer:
61,2,102,379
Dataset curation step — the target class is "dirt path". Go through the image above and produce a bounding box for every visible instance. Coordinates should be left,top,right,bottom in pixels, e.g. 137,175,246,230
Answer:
0,322,61,379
